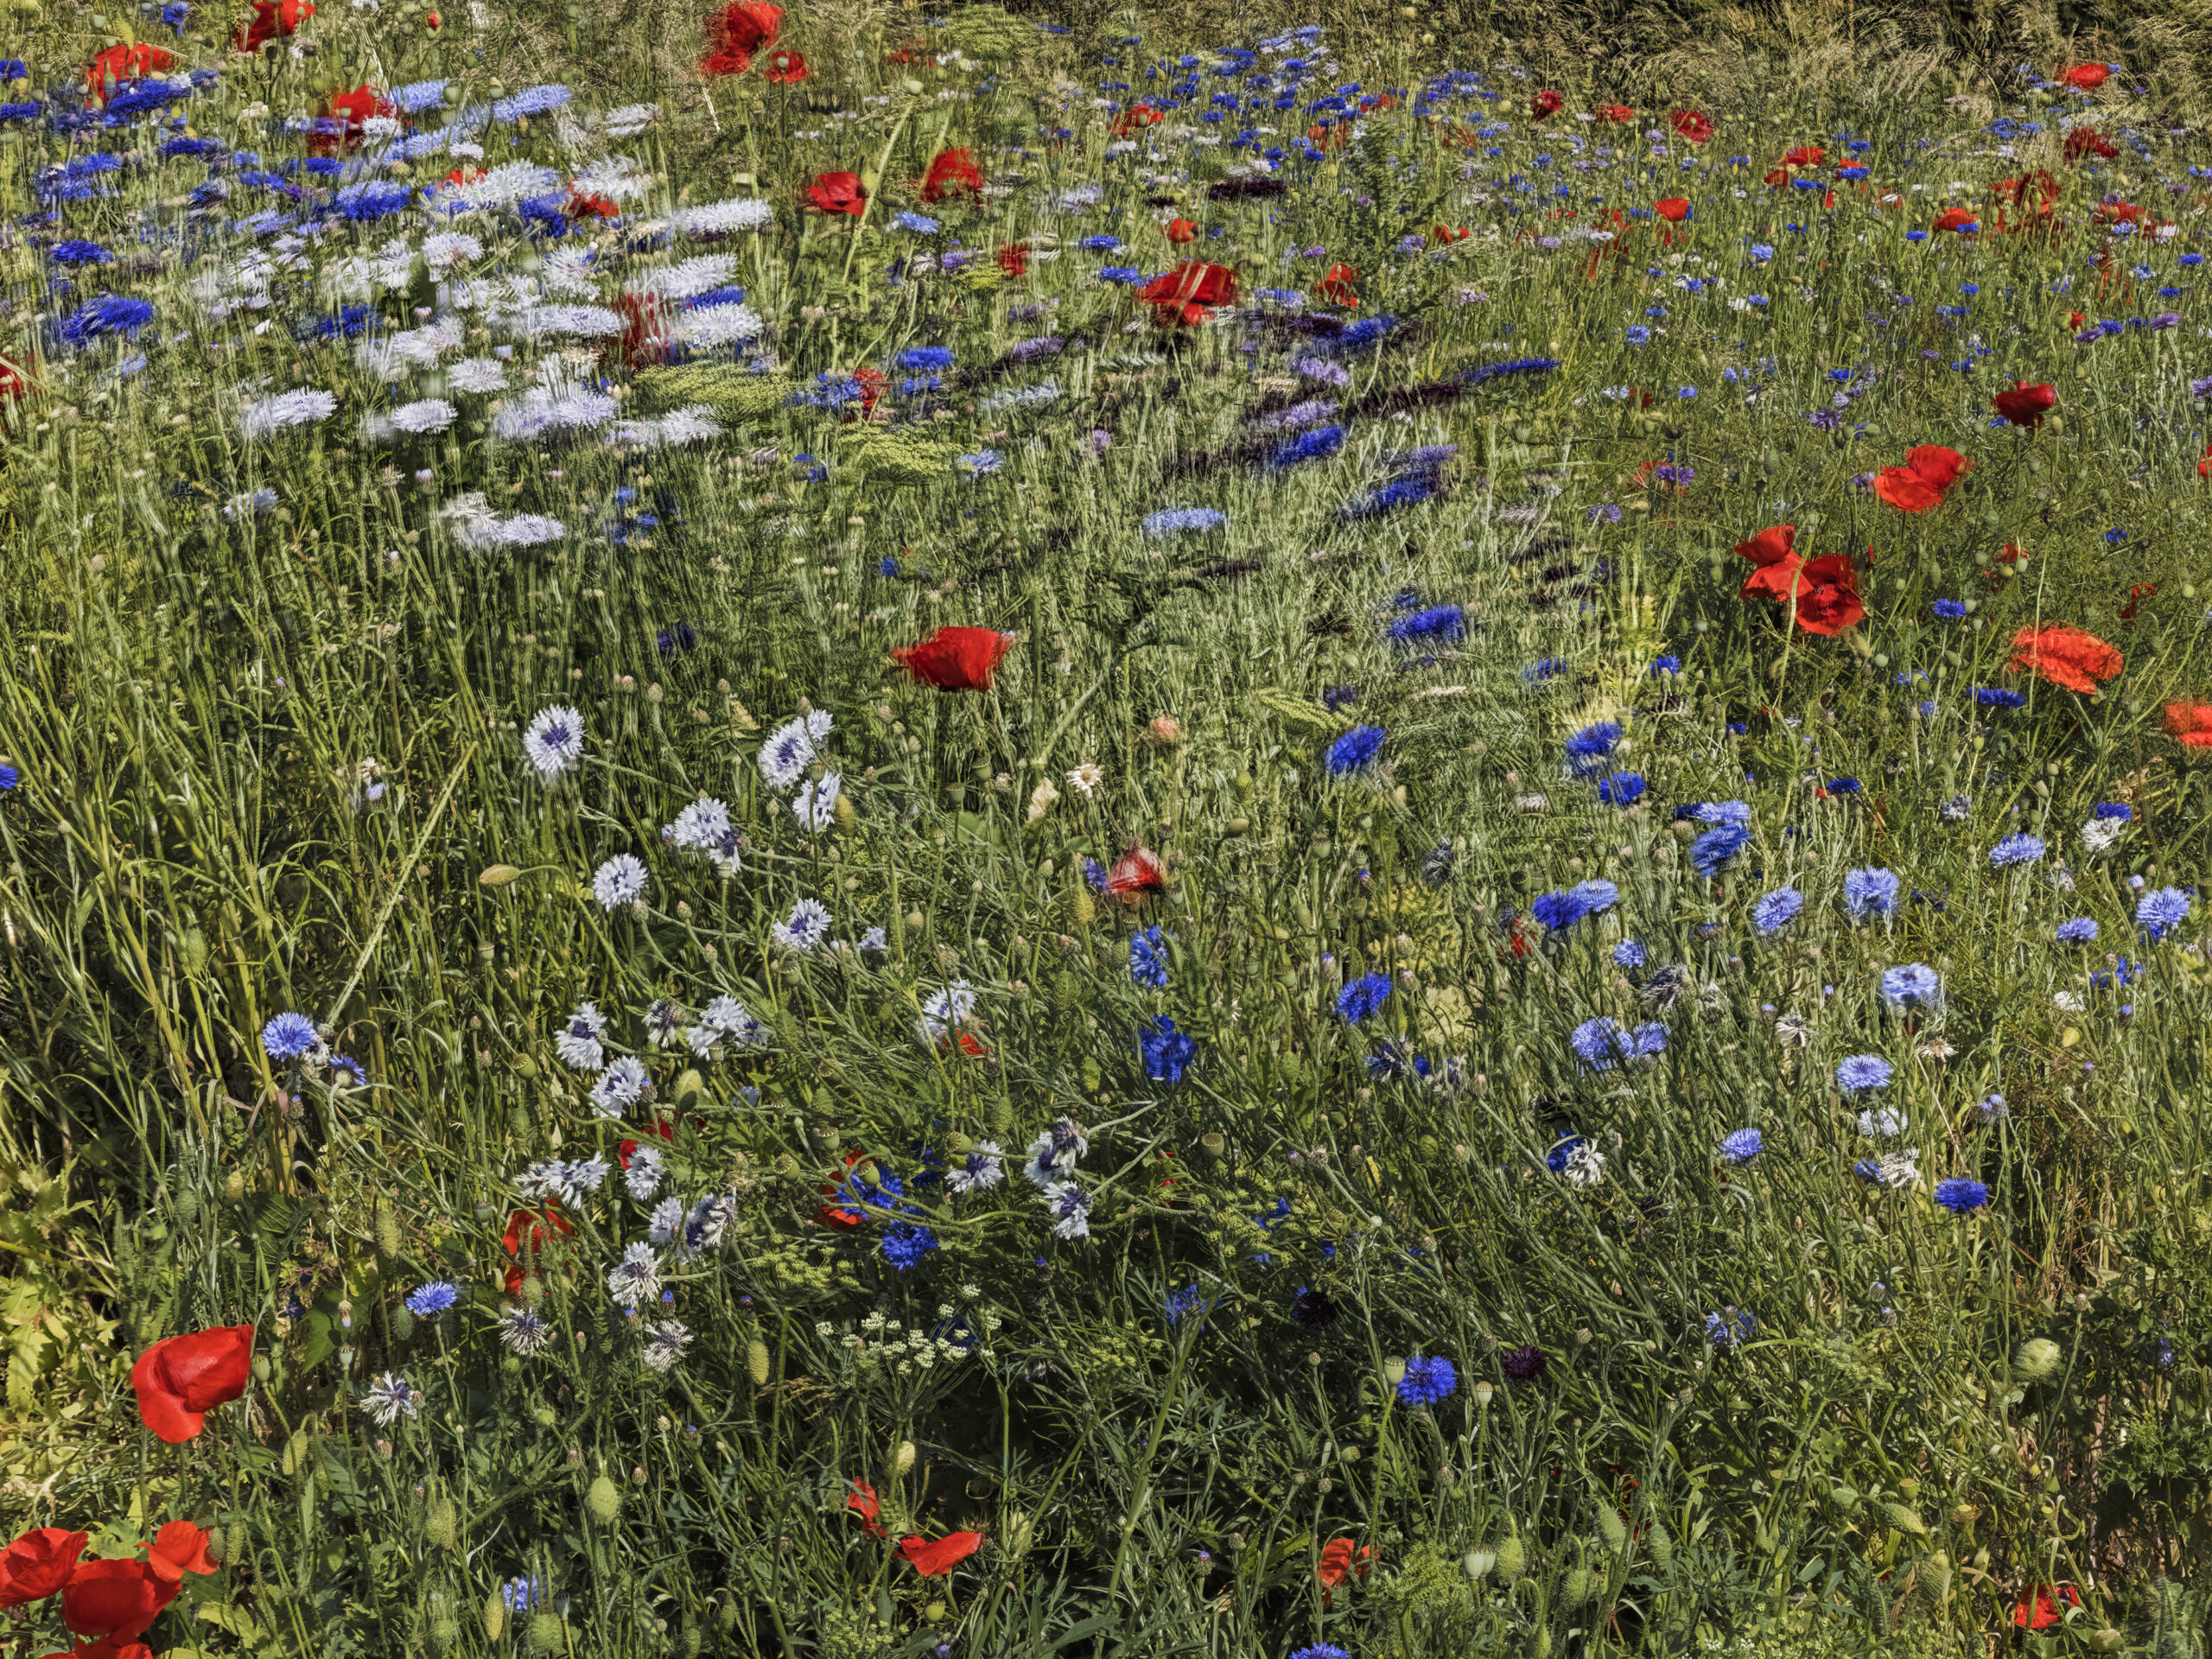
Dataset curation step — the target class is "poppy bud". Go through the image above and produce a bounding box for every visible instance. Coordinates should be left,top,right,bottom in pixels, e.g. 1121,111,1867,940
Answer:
483,1590,506,1641
479,864,522,888
1648,1522,1674,1571
392,1307,415,1343
893,1440,917,1477
1563,1566,1592,1605
375,1205,403,1258
424,1497,457,1549
586,1475,622,1524
1598,1506,1628,1554
747,1338,772,1388
1493,1533,1526,1581
2014,1337,2063,1379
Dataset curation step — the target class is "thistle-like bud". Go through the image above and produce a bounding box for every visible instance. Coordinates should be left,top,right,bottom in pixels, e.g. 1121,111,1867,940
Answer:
1494,1533,1526,1582
423,1497,458,1549
893,1440,917,1478
747,1338,772,1388
586,1474,622,1524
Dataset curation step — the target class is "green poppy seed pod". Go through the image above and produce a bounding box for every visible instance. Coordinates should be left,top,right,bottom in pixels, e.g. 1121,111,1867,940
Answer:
535,1406,557,1427
423,1497,458,1549
1382,1356,1408,1386
1563,1565,1592,1606
1829,1485,1860,1514
524,1612,566,1655
251,1354,271,1383
747,1338,772,1388
1461,1548,1496,1580
375,1205,403,1259
1494,1533,1526,1582
478,864,523,888
1598,1506,1628,1554
772,1153,798,1177
586,1474,623,1524
482,1592,506,1643
2014,1337,2063,1380
893,1440,917,1477
1647,1522,1674,1573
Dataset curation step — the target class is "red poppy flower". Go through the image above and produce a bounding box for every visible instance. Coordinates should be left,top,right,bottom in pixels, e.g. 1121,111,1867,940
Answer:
1530,88,1563,120
1930,206,1980,234
1668,109,1713,143
847,1482,886,1539
2164,702,2212,747
1790,554,1864,636
806,172,866,216
43,1642,155,1659
1430,223,1471,244
899,1532,984,1576
2063,126,2118,162
232,0,311,53
1992,381,2056,428
997,242,1031,277
699,0,781,74
1166,217,1205,245
2011,626,2122,694
2062,62,2109,89
1317,1537,1373,1605
0,359,32,404
1106,846,1166,903
1136,260,1237,327
1782,144,1825,166
1313,263,1362,306
615,292,669,368
1654,197,1690,223
2120,582,2157,624
892,626,1014,691
1111,103,1161,138
1762,167,1789,189
131,1325,253,1444
1596,104,1636,123
500,1204,573,1294
86,41,177,96
2014,1583,2082,1630
765,49,807,83
0,1529,87,1607
921,147,983,202
60,1560,179,1646
1871,446,1971,512
1733,524,1806,602
144,1523,219,1586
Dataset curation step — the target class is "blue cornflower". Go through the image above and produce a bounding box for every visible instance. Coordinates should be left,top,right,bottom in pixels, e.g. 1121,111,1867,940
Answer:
1836,1054,1892,1092
405,1281,461,1318
1931,599,1967,619
1083,857,1109,893
335,181,415,221
1564,720,1623,776
1571,1017,1666,1071
2056,918,2099,944
1325,724,1385,776
1705,1307,1757,1348
893,211,940,232
1079,233,1122,251
1625,324,1651,345
1692,800,1752,825
1529,888,1586,931
1136,1015,1196,1082
1599,772,1646,805
1823,778,1863,796
1571,879,1619,916
60,295,156,347
1397,1353,1457,1406
1612,939,1647,969
48,239,113,265
1934,1178,1988,1214
1165,1284,1211,1325
1879,963,1941,1010
261,1011,319,1060
1974,688,2025,709
1751,887,1803,937
0,765,18,792
1385,602,1465,645
956,449,1002,476
897,346,955,370
1268,423,1346,468
1337,972,1394,1025
1649,654,1681,676
880,1221,940,1271
2094,802,2133,820
1843,868,1899,919
1719,1128,1763,1164
1289,1648,1352,1659
1129,925,1170,988
1989,834,2045,868
2136,886,2191,941
1689,823,1751,877
501,1576,548,1611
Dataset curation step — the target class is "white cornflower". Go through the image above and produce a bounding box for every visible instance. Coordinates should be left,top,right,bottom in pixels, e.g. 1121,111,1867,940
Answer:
646,1195,685,1247
772,897,833,952
589,1056,651,1117
1022,1115,1085,1185
642,1319,692,1372
945,1141,1005,1194
388,397,457,435
1857,1108,1908,1140
667,301,765,349
668,195,775,236
360,1373,423,1425
1560,1142,1606,1188
446,356,509,393
624,253,738,300
792,772,842,830
700,995,766,1046
1866,1148,1922,1190
515,304,625,340
601,102,659,138
592,854,649,912
421,231,483,271
435,160,561,212
498,1306,554,1357
539,246,601,299
2081,817,2126,855
919,980,977,1045
623,1148,665,1202
758,715,820,790
1042,1180,1092,1240
239,388,338,436
524,705,586,780
606,1243,663,1307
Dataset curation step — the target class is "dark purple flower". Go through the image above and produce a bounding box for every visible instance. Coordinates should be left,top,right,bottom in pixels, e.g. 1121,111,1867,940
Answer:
1501,1343,1548,1383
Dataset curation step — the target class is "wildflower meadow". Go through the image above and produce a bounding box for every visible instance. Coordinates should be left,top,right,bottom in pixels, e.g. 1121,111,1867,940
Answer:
2,0,2212,1653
